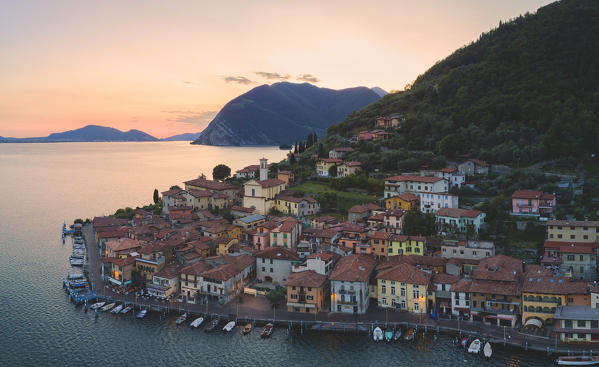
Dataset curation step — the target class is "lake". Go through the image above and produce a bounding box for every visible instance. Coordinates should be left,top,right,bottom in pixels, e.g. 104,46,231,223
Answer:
0,142,552,366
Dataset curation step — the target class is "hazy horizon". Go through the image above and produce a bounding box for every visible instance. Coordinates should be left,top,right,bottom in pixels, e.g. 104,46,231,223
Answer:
0,0,553,139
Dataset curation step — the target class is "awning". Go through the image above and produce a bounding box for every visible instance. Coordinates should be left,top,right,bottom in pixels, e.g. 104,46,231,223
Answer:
525,318,543,328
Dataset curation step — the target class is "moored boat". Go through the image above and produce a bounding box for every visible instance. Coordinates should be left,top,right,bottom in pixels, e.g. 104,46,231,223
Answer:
223,321,236,332
90,302,105,310
190,317,204,328
403,328,415,341
121,306,133,314
111,304,123,314
261,323,273,338
136,309,147,318
101,302,116,312
384,329,393,342
373,327,383,341
467,338,481,354
458,336,469,348
242,323,252,335
483,342,492,358
176,313,188,325
393,329,402,341
205,319,219,332
556,356,599,366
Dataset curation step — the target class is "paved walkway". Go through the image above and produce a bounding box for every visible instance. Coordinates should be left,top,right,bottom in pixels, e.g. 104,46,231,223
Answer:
81,224,597,355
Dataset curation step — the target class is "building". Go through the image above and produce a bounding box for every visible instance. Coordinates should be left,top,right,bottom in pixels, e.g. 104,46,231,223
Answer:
274,195,320,217
277,170,294,185
242,158,286,215
252,220,279,250
233,214,266,231
235,164,259,179
135,243,171,281
383,209,405,234
286,270,329,313
458,159,489,176
441,240,495,260
420,167,465,188
270,219,302,248
376,263,431,314
374,115,401,129
337,161,361,177
255,247,300,285
348,203,384,224
300,252,341,276
310,216,340,229
199,255,255,303
451,279,473,318
435,208,485,234
146,263,182,300
329,255,377,314
101,256,137,291
384,175,449,199
385,193,420,211
329,147,354,159
370,231,393,257
554,306,599,343
542,241,597,280
316,158,342,177
546,220,599,243
431,273,460,316
416,192,459,213
215,237,238,256
184,177,239,206
388,235,426,256
179,261,211,303
511,190,556,219
104,238,140,258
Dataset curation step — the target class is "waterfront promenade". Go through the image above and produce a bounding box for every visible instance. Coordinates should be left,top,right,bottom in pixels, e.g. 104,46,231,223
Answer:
81,224,596,356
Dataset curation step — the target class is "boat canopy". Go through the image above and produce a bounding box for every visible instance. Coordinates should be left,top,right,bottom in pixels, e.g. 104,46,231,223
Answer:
524,318,543,328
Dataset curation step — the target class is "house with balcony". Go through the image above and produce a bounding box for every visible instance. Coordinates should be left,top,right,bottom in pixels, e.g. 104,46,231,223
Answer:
384,175,448,199
135,242,171,281
286,270,329,313
451,279,473,318
435,208,485,234
255,247,300,285
441,240,495,260
376,263,432,314
541,241,597,280
146,263,183,300
101,256,137,293
179,261,211,303
330,255,377,314
554,306,599,343
199,254,255,303
383,209,405,234
431,273,459,316
251,220,279,250
270,219,302,248
511,190,556,219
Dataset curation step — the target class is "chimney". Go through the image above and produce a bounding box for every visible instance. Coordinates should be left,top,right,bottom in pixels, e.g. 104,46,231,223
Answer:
260,158,268,181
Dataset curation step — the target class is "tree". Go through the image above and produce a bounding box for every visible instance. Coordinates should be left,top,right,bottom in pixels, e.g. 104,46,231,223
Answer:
266,286,287,306
153,188,159,204
212,164,231,181
294,142,298,154
313,132,318,143
438,134,460,158
328,164,337,178
169,185,181,190
306,133,314,148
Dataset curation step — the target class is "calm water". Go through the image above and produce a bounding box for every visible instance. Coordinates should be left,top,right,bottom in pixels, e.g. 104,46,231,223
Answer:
0,142,551,366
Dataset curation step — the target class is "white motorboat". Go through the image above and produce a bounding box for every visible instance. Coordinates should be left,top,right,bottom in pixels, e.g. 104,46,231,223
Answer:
556,356,599,365
90,302,105,310
223,321,236,332
111,304,123,314
190,317,204,328
468,339,481,354
101,303,116,312
121,306,133,314
176,313,188,325
136,309,147,318
373,327,384,341
483,342,492,358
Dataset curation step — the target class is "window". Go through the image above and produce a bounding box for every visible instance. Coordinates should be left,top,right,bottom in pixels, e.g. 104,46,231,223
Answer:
558,234,563,239
381,285,386,294
578,333,586,339
568,255,575,261
414,303,419,311
580,255,584,261
413,288,420,299
578,320,586,327
401,288,405,297
270,268,273,273
565,320,573,328
391,287,396,295
261,267,265,272
571,235,576,239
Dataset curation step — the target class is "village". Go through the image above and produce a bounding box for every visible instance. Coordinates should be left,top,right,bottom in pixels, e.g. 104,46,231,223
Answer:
72,115,599,352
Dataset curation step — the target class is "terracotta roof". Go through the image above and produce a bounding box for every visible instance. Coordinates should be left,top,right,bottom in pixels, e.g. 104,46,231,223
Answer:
153,263,183,279
522,277,588,295
258,220,280,230
330,255,377,282
370,231,392,240
397,193,420,202
436,208,483,218
96,228,128,239
286,270,327,288
106,238,141,252
399,255,446,268
319,158,342,163
384,209,405,218
187,189,212,198
452,279,472,293
377,263,431,285
471,280,520,296
349,205,369,214
385,175,444,183
278,219,299,232
473,255,522,282
469,158,488,167
161,188,185,197
312,216,338,223
343,161,361,167
184,178,238,191
180,261,212,276
138,242,168,255
201,254,254,281
306,251,340,263
102,256,137,267
258,178,285,188
560,243,595,254
432,273,459,284
255,247,299,261
440,167,457,173
512,190,544,199
92,216,128,228
547,220,599,227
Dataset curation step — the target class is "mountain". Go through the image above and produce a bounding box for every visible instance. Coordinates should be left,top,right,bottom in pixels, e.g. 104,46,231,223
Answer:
327,0,599,164
0,125,158,143
161,132,202,141
192,82,381,146
370,87,387,98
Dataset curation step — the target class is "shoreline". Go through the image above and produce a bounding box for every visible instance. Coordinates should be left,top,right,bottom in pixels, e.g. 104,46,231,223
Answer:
77,223,597,357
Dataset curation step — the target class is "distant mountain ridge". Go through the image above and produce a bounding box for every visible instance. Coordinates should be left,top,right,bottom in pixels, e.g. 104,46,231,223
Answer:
161,132,202,141
192,82,382,146
0,125,158,143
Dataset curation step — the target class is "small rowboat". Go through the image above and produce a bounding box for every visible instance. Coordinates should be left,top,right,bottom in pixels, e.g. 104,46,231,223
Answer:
190,317,204,328
242,323,252,335
403,328,415,341
385,329,393,342
90,302,105,310
111,304,123,314
176,313,188,325
556,356,599,365
223,321,236,332
393,329,402,341
101,302,116,312
373,327,383,341
121,306,133,314
136,309,147,318
468,339,481,354
483,342,492,358
261,323,273,338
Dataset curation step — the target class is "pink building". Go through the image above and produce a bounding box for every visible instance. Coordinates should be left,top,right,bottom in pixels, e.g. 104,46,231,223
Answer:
252,221,279,250
511,190,556,218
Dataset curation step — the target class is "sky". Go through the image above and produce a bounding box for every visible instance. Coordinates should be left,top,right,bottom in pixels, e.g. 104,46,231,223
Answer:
0,0,554,139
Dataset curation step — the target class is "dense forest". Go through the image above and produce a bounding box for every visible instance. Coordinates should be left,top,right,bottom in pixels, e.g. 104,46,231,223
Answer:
327,0,599,164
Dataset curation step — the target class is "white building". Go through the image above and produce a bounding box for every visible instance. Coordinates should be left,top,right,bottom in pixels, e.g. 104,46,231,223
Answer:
255,247,300,285
441,240,495,260
417,192,459,213
420,167,465,188
242,158,286,215
146,264,182,300
292,252,340,276
451,279,472,317
329,255,377,314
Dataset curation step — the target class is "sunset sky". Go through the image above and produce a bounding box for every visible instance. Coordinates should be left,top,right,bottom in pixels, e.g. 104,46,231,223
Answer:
0,0,553,139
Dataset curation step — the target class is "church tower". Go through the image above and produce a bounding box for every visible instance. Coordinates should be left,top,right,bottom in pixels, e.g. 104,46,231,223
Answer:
259,158,268,181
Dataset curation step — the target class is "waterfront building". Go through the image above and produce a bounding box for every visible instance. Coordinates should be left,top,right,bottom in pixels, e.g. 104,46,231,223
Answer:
451,279,473,318
146,263,183,300
101,256,137,292
286,270,329,313
384,193,420,211
431,273,460,315
554,306,599,343
457,159,489,176
435,208,485,234
135,242,171,281
376,263,431,314
330,255,377,314
255,247,300,285
179,261,211,303
441,240,495,260
511,190,556,219
105,238,140,258
199,254,255,303
243,159,286,215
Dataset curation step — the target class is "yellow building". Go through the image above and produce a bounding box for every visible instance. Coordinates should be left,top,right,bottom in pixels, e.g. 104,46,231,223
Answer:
215,237,239,256
376,263,431,313
388,235,426,256
316,158,342,177
277,170,295,185
273,195,320,217
385,193,420,211
286,270,329,313
336,161,361,177
546,220,599,243
522,277,589,326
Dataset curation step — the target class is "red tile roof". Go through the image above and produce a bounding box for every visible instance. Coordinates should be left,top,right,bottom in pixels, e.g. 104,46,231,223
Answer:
106,238,140,252
435,208,483,218
258,178,285,188
286,270,327,288
319,158,343,163
512,190,544,199
255,247,299,261
184,178,238,191
386,175,444,183
329,255,376,282
471,280,520,296
377,263,432,285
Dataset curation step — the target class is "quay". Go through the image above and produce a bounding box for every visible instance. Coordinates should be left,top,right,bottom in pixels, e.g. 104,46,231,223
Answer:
74,224,598,357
